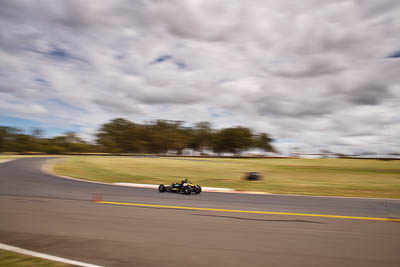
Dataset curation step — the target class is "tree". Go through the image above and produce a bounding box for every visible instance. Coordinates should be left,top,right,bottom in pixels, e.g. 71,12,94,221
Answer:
254,133,275,152
0,126,20,152
96,118,137,153
213,127,253,155
0,118,275,155
31,127,44,138
145,120,188,154
188,122,214,152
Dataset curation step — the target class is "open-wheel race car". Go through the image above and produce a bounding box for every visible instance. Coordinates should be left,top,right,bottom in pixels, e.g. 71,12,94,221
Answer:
158,179,201,195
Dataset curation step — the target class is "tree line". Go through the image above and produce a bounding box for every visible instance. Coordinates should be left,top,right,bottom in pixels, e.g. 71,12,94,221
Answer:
0,126,96,154
0,118,275,155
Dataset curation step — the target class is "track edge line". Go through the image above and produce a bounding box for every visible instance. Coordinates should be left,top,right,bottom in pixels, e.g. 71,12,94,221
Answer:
0,242,104,267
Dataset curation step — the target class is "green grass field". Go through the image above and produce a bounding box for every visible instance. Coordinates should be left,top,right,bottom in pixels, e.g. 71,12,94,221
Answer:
0,249,69,267
53,156,400,199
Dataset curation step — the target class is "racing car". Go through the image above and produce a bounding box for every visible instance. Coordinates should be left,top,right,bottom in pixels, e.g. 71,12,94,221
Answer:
158,179,201,195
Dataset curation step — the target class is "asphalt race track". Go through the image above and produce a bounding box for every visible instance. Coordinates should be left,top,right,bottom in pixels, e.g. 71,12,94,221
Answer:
1,158,399,267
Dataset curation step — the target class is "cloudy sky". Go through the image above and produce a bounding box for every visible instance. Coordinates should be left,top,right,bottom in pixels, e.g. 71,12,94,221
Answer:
1,0,399,154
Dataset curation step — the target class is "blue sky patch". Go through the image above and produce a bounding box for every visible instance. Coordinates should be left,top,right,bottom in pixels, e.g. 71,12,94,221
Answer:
176,62,187,69
34,77,50,86
152,55,186,69
48,45,73,61
0,115,81,137
0,116,38,131
154,55,172,63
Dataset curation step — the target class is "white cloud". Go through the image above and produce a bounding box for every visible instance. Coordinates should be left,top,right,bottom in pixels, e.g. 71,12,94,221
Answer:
0,0,399,154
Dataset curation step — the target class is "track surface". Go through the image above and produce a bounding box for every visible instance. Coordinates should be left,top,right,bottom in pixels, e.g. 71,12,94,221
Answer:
1,158,399,266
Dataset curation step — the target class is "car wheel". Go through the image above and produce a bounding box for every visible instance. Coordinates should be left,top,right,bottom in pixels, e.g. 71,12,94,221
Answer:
159,184,166,192
194,185,202,194
183,186,191,195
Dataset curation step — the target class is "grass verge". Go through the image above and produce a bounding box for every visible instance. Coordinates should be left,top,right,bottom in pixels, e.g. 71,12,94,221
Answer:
53,156,400,199
0,249,70,267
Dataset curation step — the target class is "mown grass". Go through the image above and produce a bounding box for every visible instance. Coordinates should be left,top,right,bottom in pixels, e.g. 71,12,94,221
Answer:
53,156,400,199
0,249,70,267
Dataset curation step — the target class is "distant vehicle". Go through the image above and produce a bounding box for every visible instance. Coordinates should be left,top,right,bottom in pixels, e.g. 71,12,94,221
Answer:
158,179,201,195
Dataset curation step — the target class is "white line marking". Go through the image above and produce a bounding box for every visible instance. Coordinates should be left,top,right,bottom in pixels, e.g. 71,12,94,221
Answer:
0,242,104,267
0,159,15,164
113,182,158,189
